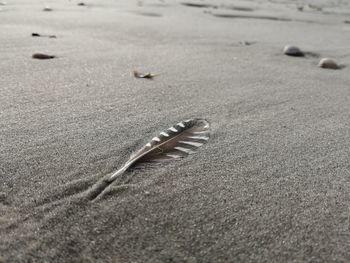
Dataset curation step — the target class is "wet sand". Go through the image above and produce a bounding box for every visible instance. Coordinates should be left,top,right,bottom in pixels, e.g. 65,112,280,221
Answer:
1,0,350,262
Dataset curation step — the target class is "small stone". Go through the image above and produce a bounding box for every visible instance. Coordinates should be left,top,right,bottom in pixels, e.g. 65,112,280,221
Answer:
283,45,304,57
77,2,86,6
318,58,339,69
43,7,52,11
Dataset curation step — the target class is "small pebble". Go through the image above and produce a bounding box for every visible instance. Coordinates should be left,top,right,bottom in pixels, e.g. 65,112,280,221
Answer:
43,7,53,11
318,58,339,69
32,53,55,59
283,45,304,57
77,2,86,6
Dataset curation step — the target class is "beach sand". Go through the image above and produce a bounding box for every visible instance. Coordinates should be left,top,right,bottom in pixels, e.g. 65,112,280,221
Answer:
1,0,350,262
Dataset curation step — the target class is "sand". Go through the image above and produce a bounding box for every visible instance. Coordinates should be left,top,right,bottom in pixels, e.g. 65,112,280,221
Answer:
1,0,350,262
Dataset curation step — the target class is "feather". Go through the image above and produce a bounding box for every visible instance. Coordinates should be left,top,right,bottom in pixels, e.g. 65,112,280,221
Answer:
108,118,210,181
87,118,210,200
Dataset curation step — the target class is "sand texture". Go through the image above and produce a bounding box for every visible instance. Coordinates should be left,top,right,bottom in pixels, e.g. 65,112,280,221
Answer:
1,0,350,262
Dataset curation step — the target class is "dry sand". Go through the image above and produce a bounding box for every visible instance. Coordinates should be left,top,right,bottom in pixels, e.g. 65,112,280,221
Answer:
1,0,350,262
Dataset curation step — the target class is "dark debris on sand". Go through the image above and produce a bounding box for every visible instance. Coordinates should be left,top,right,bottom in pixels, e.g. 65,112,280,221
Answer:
31,33,57,38
133,70,155,79
32,53,56,59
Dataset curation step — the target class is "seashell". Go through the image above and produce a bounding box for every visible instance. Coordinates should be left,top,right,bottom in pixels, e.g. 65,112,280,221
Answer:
318,58,339,69
283,45,304,57
32,53,55,59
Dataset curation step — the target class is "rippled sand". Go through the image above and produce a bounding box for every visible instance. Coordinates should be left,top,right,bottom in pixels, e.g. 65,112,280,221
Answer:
1,0,350,262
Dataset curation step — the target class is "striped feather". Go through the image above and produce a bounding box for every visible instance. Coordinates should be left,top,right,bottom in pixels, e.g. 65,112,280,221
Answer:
108,118,210,182
86,119,210,200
